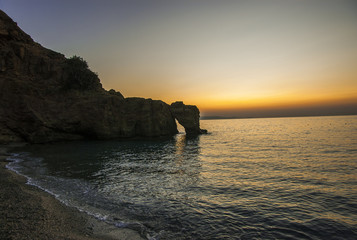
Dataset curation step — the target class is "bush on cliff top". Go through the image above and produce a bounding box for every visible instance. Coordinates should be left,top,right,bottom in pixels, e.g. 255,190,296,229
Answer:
63,55,101,91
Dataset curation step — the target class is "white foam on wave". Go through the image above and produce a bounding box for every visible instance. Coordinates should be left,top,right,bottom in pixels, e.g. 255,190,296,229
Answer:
6,153,62,199
6,153,30,179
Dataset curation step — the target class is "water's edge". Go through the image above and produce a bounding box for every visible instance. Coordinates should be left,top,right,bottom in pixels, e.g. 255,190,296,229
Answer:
1,147,149,240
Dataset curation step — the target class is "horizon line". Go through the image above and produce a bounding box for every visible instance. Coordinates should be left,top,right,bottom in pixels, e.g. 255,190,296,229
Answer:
200,113,357,120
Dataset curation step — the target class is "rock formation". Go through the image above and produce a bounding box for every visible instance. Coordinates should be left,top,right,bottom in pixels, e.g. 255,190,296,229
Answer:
0,10,206,143
170,102,207,135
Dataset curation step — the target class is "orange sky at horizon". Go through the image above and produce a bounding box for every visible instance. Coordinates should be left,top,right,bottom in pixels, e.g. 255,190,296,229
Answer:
196,95,357,113
103,62,357,115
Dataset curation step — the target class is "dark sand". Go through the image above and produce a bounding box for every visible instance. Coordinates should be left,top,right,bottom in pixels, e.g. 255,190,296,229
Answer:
0,145,145,240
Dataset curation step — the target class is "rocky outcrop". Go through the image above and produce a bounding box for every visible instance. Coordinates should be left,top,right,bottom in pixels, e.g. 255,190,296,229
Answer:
170,102,207,135
0,10,205,143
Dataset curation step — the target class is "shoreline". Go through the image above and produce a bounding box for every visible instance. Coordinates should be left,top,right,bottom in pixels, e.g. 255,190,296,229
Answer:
0,144,145,240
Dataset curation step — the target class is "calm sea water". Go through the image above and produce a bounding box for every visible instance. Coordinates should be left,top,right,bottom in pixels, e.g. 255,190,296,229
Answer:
7,116,357,239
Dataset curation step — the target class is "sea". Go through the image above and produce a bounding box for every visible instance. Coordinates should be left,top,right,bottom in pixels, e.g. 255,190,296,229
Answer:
6,115,357,239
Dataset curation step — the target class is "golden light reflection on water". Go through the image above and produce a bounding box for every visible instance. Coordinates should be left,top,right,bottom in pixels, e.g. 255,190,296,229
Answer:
174,134,186,175
175,134,186,157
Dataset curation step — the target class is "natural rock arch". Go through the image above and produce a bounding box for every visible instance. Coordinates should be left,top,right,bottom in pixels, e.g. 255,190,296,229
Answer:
170,101,207,135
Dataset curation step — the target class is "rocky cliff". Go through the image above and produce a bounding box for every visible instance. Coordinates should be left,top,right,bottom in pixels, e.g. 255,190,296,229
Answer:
0,10,205,143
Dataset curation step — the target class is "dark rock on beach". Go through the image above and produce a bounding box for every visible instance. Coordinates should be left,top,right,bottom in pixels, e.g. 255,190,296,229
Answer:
0,10,205,143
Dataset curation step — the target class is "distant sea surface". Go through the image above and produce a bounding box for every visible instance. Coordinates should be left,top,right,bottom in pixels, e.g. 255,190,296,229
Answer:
7,116,357,239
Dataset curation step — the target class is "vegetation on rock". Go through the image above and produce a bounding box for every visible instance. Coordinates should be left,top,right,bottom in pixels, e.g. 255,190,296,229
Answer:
63,55,101,91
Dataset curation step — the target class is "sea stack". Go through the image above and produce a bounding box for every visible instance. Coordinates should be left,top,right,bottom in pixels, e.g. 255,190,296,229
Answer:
0,10,205,143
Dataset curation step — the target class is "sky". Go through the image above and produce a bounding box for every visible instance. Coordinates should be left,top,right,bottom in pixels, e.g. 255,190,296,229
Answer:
1,0,357,117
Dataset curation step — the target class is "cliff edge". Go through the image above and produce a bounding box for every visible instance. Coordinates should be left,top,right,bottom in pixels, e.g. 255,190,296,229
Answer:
0,10,206,143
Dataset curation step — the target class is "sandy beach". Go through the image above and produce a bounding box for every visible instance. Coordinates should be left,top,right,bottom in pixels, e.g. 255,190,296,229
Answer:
0,145,145,240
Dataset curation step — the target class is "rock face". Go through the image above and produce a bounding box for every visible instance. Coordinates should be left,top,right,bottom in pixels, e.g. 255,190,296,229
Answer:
0,10,205,143
170,102,207,135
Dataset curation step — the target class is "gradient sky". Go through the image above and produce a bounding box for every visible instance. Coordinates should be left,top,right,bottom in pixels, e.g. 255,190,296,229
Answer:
1,0,357,117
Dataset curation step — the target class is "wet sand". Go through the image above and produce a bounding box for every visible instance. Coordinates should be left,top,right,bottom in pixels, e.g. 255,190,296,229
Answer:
0,145,145,240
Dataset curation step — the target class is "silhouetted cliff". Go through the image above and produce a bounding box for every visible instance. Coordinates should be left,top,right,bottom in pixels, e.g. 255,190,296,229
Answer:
0,10,206,143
